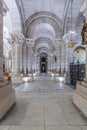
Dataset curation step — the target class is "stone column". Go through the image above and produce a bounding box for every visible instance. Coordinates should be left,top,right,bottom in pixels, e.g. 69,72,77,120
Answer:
35,55,37,72
26,41,32,73
52,39,60,81
0,1,4,81
65,45,73,84
12,36,23,83
47,56,51,74
4,58,7,72
12,39,18,74
4,57,11,71
34,53,37,73
37,56,40,72
52,39,57,81
61,42,66,75
54,39,61,74
18,40,23,73
50,54,53,72
47,56,49,72
0,0,15,119
26,38,34,81
49,56,51,72
22,43,27,75
60,42,64,74
56,39,66,76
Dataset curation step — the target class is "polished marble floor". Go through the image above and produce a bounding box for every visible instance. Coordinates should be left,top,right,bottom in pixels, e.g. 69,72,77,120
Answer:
0,75,87,130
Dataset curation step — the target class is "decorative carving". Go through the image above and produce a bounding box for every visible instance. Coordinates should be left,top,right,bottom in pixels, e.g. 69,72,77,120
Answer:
9,34,25,44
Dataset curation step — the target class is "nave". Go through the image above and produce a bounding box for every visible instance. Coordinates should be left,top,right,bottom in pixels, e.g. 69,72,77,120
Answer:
0,75,87,130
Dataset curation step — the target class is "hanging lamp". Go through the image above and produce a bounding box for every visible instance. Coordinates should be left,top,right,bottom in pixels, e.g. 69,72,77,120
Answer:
68,35,75,48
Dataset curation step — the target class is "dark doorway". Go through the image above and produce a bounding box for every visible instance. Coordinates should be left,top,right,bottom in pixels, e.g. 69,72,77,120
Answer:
40,57,47,73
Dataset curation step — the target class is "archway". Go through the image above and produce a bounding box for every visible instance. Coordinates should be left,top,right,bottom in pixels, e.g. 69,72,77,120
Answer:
40,52,48,73
40,56,47,73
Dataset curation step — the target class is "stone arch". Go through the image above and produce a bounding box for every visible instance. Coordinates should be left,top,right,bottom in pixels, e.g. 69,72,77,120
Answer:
27,22,56,40
38,47,53,55
33,37,55,51
25,11,62,30
25,11,62,38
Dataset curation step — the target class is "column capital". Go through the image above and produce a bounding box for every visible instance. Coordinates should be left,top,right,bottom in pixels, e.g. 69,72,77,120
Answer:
10,34,25,45
26,38,34,47
54,38,62,42
26,38,34,43
54,38,64,46
17,35,25,44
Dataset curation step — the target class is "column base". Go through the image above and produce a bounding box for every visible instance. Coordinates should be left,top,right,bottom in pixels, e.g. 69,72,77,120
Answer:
12,73,23,84
73,80,87,117
0,80,15,119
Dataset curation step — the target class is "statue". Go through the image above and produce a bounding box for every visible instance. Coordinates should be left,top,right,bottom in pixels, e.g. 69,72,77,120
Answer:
81,20,87,44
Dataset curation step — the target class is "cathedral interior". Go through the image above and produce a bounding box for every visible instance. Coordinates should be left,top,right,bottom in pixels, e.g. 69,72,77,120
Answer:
1,0,87,130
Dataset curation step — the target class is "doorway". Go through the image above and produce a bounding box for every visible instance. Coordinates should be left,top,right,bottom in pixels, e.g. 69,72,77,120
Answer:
40,57,47,73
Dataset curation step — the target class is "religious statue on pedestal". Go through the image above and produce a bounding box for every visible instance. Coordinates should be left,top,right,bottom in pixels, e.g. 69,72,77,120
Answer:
81,20,87,44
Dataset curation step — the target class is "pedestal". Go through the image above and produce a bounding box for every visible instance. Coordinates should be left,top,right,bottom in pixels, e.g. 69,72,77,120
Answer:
73,81,87,117
0,80,15,119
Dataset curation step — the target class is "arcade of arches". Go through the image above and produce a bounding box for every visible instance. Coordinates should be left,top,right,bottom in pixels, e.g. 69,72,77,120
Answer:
1,0,87,130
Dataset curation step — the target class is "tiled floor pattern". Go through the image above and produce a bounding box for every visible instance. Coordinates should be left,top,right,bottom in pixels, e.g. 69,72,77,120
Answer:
0,75,87,130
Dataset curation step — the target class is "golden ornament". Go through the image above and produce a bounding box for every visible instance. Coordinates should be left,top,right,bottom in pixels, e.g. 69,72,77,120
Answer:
68,43,74,48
